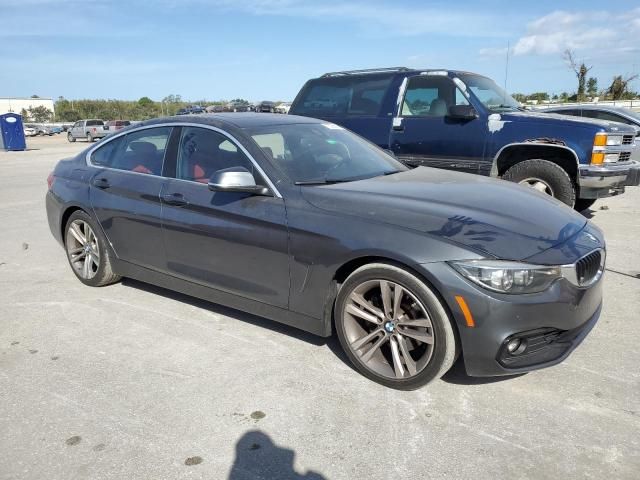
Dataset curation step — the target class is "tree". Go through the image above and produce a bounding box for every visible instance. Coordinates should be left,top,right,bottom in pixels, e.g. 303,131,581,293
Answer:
607,75,639,100
28,105,53,123
587,77,598,97
528,92,549,102
20,108,29,120
563,49,592,101
138,96,154,107
511,93,527,103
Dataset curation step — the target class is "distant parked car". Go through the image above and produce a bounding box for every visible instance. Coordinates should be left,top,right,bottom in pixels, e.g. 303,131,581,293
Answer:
26,124,54,136
190,105,206,114
49,125,63,134
275,102,291,114
225,101,251,112
67,119,107,142
105,120,131,133
176,108,190,115
256,101,276,113
23,126,37,137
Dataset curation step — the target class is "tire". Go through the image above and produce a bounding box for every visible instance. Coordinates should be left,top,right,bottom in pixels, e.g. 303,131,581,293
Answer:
67,133,76,143
64,210,121,287
87,133,94,143
502,159,576,207
38,131,44,136
574,198,596,212
335,263,457,390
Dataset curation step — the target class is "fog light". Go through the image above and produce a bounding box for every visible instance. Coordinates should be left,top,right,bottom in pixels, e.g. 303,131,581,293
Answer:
506,338,527,355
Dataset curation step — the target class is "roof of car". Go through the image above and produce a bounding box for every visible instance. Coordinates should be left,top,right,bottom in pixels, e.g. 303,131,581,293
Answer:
141,113,324,129
318,67,480,78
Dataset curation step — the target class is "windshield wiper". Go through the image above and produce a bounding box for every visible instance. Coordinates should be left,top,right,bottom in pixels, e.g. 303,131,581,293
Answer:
294,179,352,185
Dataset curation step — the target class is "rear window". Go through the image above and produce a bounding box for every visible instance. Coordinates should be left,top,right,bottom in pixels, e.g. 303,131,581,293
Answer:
292,75,393,117
86,120,104,126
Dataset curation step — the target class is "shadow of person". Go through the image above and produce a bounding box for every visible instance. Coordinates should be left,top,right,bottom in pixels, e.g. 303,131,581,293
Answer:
229,431,326,480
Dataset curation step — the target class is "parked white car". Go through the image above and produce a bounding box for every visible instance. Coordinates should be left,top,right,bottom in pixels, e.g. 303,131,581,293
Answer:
275,102,291,114
23,126,37,137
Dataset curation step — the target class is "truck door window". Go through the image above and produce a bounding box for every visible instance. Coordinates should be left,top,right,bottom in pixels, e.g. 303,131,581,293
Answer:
401,76,459,117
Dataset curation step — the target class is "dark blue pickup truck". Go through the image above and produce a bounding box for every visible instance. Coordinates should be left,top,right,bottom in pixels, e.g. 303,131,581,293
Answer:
290,67,640,210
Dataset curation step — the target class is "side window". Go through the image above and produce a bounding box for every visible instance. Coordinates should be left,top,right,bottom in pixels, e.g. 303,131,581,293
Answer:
90,135,126,167
591,111,633,125
455,89,470,106
176,127,258,184
295,75,392,117
91,127,171,175
401,76,457,117
252,133,286,159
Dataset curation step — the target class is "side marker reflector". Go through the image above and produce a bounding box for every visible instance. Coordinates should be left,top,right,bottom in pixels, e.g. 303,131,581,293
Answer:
454,295,475,328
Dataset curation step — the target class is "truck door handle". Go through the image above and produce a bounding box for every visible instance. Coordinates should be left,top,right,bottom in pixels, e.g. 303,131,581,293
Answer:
92,177,111,189
162,193,188,206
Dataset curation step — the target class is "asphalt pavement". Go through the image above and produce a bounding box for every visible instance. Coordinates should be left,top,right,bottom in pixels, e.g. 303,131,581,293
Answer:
1,134,639,479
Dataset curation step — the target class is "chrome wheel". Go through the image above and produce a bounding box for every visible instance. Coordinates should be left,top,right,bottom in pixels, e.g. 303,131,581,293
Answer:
66,219,100,280
519,177,554,196
342,280,435,379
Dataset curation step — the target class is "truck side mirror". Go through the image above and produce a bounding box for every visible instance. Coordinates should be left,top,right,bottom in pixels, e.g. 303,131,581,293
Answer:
447,105,478,120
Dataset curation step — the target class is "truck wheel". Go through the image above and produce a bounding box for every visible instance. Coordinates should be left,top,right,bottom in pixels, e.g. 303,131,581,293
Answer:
574,199,596,212
87,133,94,143
503,159,575,207
67,133,76,143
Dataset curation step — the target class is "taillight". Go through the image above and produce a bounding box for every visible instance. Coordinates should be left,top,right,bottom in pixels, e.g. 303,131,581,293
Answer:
47,172,55,190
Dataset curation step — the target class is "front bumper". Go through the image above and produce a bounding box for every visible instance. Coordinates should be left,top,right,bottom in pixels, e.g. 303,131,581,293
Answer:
578,161,640,198
417,261,603,377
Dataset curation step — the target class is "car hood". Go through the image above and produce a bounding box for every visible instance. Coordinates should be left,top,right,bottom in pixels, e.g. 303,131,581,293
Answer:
500,110,637,134
301,167,589,261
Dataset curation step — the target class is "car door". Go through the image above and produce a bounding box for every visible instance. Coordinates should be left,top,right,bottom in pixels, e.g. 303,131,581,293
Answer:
161,125,290,308
88,126,175,271
389,74,488,174
71,121,81,138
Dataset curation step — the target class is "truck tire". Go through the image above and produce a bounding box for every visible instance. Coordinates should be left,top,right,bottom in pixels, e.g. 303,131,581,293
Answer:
574,199,596,212
87,133,94,143
67,133,76,143
503,159,576,207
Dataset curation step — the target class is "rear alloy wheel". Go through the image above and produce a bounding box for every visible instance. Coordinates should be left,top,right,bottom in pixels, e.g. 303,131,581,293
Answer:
503,159,576,207
64,211,121,287
67,133,76,142
335,263,457,390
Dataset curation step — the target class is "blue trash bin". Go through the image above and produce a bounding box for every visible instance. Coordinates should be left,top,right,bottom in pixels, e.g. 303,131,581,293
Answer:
0,113,27,151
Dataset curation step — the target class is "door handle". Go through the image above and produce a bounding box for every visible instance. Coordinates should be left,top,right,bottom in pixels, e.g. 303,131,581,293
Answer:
92,177,111,189
162,193,188,206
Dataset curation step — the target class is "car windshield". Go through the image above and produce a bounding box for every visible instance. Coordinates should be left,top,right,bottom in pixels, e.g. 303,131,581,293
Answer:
458,74,521,112
247,123,406,184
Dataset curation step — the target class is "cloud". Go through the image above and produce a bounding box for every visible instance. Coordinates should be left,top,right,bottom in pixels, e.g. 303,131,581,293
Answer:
164,0,514,38
480,9,640,63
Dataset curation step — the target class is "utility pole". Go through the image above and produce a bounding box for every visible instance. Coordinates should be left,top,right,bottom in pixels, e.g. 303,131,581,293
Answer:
504,41,510,101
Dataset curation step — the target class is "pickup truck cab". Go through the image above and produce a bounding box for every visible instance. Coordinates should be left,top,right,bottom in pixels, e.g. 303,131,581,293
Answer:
290,67,640,210
67,119,108,143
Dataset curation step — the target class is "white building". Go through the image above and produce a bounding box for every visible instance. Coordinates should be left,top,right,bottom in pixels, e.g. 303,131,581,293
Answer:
0,97,55,118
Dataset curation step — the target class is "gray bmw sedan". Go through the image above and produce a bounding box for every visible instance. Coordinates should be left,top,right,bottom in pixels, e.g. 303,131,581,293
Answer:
46,113,604,389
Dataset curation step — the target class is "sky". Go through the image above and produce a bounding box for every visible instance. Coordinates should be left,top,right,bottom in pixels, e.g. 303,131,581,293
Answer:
1,0,639,102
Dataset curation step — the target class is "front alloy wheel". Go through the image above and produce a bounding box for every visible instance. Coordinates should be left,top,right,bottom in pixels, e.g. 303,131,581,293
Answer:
335,263,457,390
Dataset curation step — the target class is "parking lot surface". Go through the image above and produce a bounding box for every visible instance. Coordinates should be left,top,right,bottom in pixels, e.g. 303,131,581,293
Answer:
1,135,639,480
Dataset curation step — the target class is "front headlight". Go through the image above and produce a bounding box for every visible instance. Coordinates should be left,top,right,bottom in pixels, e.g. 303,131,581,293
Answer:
449,260,562,294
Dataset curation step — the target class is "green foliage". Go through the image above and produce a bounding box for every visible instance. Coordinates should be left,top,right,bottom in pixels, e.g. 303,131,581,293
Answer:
28,105,53,123
20,108,29,120
586,77,598,97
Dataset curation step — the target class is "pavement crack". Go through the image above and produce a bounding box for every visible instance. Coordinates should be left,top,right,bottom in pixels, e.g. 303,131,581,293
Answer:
605,268,640,280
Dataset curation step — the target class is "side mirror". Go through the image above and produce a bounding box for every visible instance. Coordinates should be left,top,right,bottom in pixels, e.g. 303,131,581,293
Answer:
447,105,478,120
208,167,270,196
